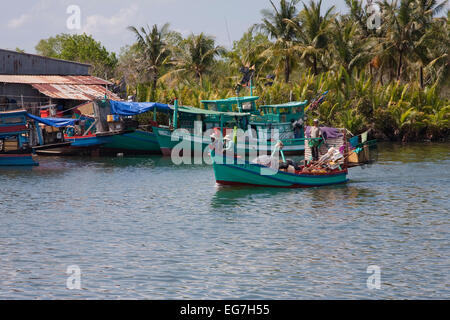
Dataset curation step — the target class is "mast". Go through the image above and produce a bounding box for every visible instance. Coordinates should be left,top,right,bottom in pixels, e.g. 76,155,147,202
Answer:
172,99,179,130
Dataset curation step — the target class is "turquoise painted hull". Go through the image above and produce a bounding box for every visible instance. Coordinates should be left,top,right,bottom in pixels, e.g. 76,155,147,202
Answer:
153,127,207,156
212,153,348,188
66,135,111,147
102,130,161,154
0,154,38,167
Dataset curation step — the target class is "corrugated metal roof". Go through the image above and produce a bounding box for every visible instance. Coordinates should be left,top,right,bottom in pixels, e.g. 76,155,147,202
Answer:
0,49,91,66
0,75,111,85
31,84,121,101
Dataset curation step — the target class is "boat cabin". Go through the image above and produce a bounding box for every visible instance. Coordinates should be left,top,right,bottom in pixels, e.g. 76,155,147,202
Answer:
252,101,307,124
0,110,38,166
0,110,32,153
201,96,260,114
170,104,250,134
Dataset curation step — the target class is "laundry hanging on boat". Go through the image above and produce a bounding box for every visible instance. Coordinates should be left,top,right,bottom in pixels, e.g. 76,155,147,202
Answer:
361,131,368,143
305,126,343,139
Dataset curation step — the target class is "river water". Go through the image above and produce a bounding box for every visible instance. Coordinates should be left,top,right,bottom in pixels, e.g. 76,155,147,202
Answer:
0,142,448,299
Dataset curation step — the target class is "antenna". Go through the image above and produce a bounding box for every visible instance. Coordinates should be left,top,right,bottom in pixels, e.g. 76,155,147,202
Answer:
224,17,232,48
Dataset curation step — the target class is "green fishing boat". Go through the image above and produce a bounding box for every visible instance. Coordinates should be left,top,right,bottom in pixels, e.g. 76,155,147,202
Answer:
210,128,377,188
211,149,348,188
201,96,308,154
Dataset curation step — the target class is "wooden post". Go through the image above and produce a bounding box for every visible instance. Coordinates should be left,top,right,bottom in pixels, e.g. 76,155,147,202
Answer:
343,129,348,170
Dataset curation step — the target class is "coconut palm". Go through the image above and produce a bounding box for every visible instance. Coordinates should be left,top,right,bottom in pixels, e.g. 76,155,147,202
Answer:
285,0,336,75
227,28,271,79
409,0,449,87
378,0,422,81
329,18,374,74
167,33,225,85
258,0,300,83
127,23,172,92
344,0,372,37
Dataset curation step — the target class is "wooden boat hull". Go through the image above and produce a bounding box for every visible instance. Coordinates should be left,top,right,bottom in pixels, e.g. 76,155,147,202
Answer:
212,153,348,188
0,154,38,166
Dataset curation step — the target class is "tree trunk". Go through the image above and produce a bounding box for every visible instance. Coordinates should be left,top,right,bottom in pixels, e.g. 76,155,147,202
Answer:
150,69,158,102
419,65,424,89
284,55,290,83
152,76,157,92
397,51,403,81
313,55,318,75
379,66,384,85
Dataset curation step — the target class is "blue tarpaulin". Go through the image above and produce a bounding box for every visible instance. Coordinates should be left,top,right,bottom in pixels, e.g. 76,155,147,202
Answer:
109,100,171,116
26,114,79,127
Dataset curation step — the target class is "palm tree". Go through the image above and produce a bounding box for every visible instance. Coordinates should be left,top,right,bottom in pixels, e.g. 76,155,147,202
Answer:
410,0,449,87
258,0,300,83
285,0,336,75
344,0,371,37
329,18,372,74
127,23,172,93
227,28,271,79
167,33,225,85
379,0,420,81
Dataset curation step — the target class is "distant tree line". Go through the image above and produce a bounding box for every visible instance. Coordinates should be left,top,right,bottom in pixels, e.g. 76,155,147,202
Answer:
35,0,449,141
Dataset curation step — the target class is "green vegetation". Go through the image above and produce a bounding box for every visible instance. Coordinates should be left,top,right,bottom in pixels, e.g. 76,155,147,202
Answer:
35,0,449,142
35,33,118,78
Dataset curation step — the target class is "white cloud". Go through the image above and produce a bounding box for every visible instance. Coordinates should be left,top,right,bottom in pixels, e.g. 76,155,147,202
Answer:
80,4,140,36
7,14,31,29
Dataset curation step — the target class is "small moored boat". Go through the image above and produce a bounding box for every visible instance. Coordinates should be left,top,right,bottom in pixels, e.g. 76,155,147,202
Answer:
0,110,38,167
211,128,376,188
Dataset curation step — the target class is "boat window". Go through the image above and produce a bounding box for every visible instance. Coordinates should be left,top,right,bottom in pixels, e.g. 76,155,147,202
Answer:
242,102,252,111
1,138,18,152
205,102,218,111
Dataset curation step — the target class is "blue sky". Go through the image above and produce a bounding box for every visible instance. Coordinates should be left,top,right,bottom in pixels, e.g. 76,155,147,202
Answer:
3,0,355,54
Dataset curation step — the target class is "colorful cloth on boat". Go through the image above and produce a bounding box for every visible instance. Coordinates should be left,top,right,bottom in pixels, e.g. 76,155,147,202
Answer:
349,136,359,148
109,100,171,116
305,126,343,139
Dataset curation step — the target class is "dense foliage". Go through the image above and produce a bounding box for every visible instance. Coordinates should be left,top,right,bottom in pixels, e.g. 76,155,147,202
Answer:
36,0,449,141
35,33,118,78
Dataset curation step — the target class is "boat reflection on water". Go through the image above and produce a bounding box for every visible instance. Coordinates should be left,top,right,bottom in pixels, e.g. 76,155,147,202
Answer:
0,166,35,173
211,182,376,212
